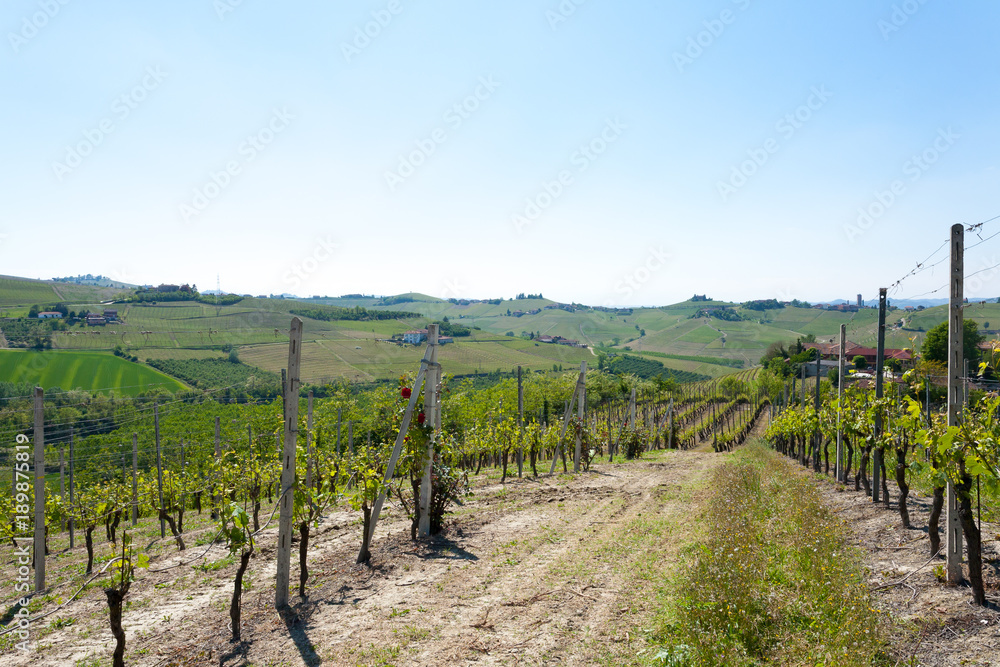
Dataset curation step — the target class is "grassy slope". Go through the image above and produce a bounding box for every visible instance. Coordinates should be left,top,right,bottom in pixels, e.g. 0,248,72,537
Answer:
0,275,977,384
0,349,187,395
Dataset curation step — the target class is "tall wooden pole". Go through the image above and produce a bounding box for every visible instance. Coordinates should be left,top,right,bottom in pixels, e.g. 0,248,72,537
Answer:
575,362,586,472
873,288,887,502
548,379,583,474
33,387,45,592
306,390,314,495
212,416,221,517
418,324,439,537
364,341,436,560
800,364,806,406
517,366,524,478
667,397,674,449
946,224,964,584
836,323,846,482
155,404,164,539
814,352,821,471
607,401,613,460
68,427,74,549
215,416,221,459
131,433,138,525
276,317,303,608
630,387,636,430
58,445,65,533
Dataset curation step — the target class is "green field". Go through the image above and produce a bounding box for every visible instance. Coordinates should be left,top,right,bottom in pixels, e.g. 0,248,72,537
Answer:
0,275,119,309
0,276,59,308
0,274,975,388
0,350,187,395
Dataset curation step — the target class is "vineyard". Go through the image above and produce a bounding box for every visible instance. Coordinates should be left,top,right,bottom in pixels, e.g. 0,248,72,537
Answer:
766,380,1000,607
3,227,1000,664
0,324,783,666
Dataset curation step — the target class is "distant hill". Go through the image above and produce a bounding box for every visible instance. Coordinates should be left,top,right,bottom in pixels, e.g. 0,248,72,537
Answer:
0,273,982,387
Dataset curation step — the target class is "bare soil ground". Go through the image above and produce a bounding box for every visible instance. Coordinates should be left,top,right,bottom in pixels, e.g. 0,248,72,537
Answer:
809,468,1000,667
1,450,724,667
6,426,1000,667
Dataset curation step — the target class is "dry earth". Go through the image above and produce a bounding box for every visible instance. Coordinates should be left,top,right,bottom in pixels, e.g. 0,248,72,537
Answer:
810,469,1000,667
5,429,1000,667
1,449,723,667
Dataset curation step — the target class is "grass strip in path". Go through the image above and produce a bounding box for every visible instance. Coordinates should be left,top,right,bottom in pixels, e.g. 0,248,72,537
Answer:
650,440,896,666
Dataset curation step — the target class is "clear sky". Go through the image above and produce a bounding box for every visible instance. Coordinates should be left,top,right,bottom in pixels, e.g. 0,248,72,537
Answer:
3,0,998,307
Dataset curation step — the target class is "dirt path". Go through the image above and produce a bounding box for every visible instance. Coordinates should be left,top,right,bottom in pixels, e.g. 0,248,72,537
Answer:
6,451,725,667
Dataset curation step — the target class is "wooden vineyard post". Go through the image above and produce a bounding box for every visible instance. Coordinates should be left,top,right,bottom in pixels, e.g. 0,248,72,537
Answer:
33,387,45,591
630,387,636,431
667,398,674,449
276,317,303,608
574,362,586,472
362,339,437,561
68,427,74,549
517,366,524,478
180,442,186,520
418,325,440,538
155,404,165,539
836,323,846,483
213,417,221,516
548,372,585,474
607,401,613,461
800,364,806,407
59,446,65,533
873,287,887,503
306,391,314,496
814,353,821,471
946,224,964,584
131,434,138,526
336,409,342,457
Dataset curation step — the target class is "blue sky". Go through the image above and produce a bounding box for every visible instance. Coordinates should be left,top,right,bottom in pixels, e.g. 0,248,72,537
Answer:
3,0,998,306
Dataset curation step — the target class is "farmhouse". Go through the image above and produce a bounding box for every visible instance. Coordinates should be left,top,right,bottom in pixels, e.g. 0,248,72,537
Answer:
86,315,107,326
804,341,913,367
103,309,118,321
37,311,63,319
403,329,427,344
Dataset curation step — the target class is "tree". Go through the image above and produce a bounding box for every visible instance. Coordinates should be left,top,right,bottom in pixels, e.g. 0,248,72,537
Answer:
827,367,839,388
852,355,868,370
922,320,983,366
760,341,789,366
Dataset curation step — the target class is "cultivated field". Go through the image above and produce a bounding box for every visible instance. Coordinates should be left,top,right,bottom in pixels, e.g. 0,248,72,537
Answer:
0,350,187,395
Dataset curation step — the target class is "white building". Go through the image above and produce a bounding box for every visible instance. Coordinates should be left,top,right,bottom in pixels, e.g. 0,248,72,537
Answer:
403,329,427,344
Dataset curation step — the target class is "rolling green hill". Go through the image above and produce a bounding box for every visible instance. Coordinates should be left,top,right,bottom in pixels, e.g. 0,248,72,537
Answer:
0,274,977,391
0,350,187,395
